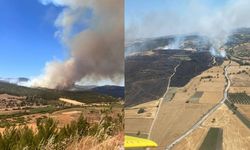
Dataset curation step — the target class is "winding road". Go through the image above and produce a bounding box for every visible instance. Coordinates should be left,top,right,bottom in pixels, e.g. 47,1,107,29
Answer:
148,64,180,140
165,61,231,150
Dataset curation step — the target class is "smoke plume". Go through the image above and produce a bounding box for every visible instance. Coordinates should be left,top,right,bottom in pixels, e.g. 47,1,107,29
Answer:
32,0,124,89
126,0,250,56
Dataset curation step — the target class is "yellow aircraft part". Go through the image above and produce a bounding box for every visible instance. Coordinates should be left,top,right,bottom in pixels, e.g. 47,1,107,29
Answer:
124,135,158,148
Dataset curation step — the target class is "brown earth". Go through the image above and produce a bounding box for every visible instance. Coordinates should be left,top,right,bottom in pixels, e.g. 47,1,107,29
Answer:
173,104,250,150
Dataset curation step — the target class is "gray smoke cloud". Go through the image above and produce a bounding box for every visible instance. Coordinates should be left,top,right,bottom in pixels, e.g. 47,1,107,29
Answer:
32,0,124,89
126,0,250,56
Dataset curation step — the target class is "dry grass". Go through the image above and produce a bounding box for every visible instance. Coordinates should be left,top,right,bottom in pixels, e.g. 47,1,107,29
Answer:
149,102,213,149
237,104,250,120
65,133,124,150
228,61,250,94
172,127,208,150
125,100,159,118
125,118,153,134
173,104,250,150
59,98,86,106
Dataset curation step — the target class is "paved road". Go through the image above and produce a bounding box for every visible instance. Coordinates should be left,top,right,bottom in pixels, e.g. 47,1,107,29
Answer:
165,61,231,150
148,64,180,140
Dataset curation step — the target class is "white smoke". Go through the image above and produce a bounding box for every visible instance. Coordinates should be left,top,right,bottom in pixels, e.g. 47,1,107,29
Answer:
32,0,124,89
126,0,250,56
157,36,184,50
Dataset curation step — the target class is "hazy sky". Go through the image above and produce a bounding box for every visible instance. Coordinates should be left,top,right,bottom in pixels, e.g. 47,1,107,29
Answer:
125,0,229,40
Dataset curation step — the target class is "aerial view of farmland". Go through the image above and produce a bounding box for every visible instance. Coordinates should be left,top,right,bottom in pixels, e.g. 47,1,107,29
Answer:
125,0,250,149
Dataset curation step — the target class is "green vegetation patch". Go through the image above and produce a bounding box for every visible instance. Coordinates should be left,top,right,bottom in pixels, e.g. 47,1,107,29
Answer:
199,127,223,150
29,106,58,114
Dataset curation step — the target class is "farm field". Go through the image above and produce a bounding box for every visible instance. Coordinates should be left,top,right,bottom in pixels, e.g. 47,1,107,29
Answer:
173,104,250,150
236,104,250,120
125,118,153,136
125,100,159,118
172,127,208,150
149,102,213,149
170,62,226,104
228,93,250,105
228,61,250,94
148,61,228,149
199,127,223,150
124,60,227,149
125,100,159,137
174,127,223,150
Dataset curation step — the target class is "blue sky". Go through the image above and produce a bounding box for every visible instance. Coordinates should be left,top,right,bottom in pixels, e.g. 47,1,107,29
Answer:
0,0,65,78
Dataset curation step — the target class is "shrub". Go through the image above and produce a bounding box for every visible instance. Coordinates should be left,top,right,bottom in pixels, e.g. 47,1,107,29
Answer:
137,108,145,114
0,111,123,149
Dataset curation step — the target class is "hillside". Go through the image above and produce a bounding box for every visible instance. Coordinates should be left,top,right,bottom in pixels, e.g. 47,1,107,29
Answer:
72,85,124,98
0,82,119,103
125,34,211,56
125,50,223,106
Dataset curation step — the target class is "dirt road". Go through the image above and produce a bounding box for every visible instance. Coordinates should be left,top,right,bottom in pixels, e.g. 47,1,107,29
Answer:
147,64,180,140
166,61,231,150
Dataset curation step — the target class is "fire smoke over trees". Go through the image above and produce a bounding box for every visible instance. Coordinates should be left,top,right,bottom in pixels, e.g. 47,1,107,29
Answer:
32,0,124,89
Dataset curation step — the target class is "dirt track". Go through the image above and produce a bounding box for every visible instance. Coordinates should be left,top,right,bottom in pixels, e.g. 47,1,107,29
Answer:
148,61,229,150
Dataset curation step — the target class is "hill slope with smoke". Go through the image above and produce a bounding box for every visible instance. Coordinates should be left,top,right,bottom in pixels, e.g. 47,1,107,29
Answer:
126,0,250,57
32,0,124,89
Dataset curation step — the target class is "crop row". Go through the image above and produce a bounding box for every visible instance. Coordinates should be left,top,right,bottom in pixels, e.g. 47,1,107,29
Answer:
229,93,250,105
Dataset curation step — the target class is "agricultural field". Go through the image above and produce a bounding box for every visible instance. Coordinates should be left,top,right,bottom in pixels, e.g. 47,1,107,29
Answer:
173,104,250,150
125,118,153,136
228,93,250,105
148,61,227,149
125,100,159,138
170,61,226,104
125,100,159,118
124,58,227,150
149,102,213,149
199,127,223,150
236,104,250,120
228,61,250,94
227,61,250,124
172,127,208,150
